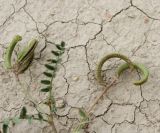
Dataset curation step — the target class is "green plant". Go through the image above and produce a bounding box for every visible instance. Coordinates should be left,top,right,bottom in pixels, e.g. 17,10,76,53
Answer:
73,53,149,132
2,39,150,133
4,35,38,75
1,41,65,133
96,53,149,86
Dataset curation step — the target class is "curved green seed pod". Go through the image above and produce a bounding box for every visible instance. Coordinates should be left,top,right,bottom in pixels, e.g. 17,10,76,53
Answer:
134,63,149,85
117,63,149,85
14,39,38,74
117,63,129,77
4,35,22,69
96,53,134,86
18,45,29,61
18,39,38,62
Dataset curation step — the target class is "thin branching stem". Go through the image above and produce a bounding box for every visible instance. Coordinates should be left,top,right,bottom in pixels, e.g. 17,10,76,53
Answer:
87,79,117,114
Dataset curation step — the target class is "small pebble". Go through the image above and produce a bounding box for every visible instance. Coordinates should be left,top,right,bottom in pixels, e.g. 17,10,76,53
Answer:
72,76,79,81
56,98,65,108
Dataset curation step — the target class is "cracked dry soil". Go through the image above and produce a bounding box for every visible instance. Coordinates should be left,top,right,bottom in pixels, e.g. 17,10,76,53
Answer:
1,0,160,133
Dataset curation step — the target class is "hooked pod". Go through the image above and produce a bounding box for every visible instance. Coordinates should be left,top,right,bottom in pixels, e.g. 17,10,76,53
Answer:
96,53,134,86
117,62,149,85
4,35,22,69
4,35,38,74
96,53,149,86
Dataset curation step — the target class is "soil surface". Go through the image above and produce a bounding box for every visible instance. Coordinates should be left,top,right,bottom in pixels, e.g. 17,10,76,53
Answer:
0,0,160,133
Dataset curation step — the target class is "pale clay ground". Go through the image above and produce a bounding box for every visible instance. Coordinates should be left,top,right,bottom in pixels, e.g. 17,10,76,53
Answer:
0,0,160,133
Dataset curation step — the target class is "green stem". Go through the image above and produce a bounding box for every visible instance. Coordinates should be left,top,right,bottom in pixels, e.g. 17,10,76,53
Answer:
87,79,116,114
47,56,60,133
24,114,48,122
